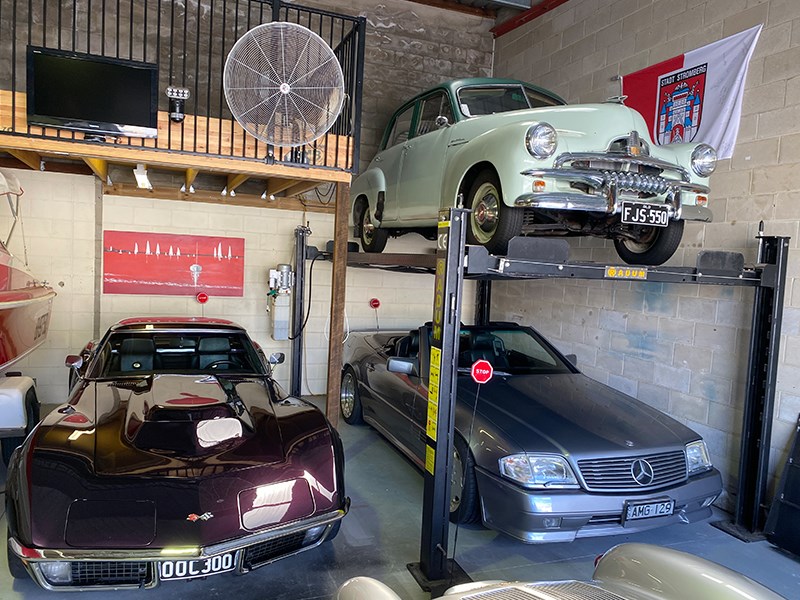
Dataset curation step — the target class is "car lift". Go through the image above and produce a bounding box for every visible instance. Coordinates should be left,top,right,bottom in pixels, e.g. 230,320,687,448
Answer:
298,208,788,594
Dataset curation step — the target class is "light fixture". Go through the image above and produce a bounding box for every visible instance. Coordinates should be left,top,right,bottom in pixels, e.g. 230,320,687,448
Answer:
133,164,152,190
166,86,190,123
260,191,276,201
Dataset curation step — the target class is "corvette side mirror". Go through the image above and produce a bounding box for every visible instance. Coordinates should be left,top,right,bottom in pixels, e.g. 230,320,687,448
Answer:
268,352,285,365
65,355,84,369
387,357,418,377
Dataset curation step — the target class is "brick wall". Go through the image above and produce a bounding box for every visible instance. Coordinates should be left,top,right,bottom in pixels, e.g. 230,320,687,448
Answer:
491,0,800,506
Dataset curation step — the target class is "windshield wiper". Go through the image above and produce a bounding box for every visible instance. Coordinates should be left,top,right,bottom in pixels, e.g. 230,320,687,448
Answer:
215,375,255,430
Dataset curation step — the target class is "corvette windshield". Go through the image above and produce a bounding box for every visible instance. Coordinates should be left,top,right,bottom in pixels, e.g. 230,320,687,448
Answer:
89,331,266,378
457,85,562,117
456,327,572,375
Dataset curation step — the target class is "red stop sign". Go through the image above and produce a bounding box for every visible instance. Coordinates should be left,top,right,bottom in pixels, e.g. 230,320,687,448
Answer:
471,359,494,384
196,292,209,304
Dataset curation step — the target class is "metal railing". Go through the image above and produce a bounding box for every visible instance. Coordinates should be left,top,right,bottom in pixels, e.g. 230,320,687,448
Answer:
0,0,364,172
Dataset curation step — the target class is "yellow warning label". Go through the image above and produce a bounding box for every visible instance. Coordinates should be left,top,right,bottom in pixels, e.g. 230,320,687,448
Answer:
425,444,436,475
605,266,648,280
427,347,441,440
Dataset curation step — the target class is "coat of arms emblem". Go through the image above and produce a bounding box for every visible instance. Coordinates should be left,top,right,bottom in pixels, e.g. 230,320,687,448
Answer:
656,63,707,144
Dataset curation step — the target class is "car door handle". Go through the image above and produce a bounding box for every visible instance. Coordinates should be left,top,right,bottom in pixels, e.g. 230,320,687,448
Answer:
374,155,382,162
403,143,413,152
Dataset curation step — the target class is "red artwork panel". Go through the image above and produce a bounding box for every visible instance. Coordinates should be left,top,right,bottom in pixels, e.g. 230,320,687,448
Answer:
103,231,245,296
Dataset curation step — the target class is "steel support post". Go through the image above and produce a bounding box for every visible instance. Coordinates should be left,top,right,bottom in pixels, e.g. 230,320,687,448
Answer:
409,208,468,587
475,280,492,326
290,225,310,397
735,235,789,532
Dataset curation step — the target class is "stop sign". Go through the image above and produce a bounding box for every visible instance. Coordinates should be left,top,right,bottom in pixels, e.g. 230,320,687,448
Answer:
471,359,493,384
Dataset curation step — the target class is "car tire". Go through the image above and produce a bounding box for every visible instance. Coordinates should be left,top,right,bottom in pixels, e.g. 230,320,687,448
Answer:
340,367,364,425
466,170,523,255
613,219,684,266
450,435,480,525
1,390,39,466
358,203,388,253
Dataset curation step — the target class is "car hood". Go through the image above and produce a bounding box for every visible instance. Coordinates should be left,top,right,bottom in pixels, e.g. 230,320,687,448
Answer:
63,374,285,477
457,372,698,458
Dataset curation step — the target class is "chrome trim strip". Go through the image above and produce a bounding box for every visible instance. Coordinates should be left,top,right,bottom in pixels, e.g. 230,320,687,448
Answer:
552,151,692,181
0,290,57,311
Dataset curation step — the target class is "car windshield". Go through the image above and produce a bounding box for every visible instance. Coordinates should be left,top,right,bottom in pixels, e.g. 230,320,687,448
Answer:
456,327,572,375
87,330,267,378
456,85,562,117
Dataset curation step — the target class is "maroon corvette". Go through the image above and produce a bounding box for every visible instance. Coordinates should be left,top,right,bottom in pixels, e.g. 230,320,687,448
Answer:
5,317,348,591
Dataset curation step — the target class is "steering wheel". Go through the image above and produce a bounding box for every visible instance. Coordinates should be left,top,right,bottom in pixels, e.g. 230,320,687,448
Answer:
204,359,241,371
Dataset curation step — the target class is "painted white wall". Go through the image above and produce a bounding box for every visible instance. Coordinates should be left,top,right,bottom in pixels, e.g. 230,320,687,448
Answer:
2,168,470,404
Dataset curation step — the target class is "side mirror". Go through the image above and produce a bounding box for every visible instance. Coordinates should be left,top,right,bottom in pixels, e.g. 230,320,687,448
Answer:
268,352,285,365
65,355,84,369
564,353,577,367
387,357,418,377
435,115,450,128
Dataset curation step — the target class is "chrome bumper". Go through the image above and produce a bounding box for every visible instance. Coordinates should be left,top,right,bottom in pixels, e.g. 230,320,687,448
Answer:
10,504,348,591
516,166,712,222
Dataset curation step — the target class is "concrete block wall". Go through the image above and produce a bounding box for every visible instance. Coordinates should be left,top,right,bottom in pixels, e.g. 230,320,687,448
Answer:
492,0,800,505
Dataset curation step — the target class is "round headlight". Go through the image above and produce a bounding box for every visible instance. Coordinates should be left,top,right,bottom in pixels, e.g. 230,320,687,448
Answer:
526,123,557,159
691,143,717,177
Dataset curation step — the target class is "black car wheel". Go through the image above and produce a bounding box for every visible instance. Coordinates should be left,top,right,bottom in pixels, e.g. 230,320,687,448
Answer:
613,219,684,266
340,368,364,425
1,389,39,466
359,203,388,253
466,170,523,255
449,435,480,524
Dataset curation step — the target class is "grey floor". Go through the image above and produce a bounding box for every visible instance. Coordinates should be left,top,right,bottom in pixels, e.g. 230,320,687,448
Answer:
2,399,799,599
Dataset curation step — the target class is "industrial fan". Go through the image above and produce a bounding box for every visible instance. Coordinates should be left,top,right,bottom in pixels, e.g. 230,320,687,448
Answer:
223,21,345,148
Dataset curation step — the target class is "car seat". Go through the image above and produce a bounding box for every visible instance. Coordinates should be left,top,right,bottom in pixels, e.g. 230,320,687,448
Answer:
197,337,231,369
119,338,156,372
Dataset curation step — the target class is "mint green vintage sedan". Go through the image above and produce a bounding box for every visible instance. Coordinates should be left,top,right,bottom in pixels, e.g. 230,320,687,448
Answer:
350,78,716,265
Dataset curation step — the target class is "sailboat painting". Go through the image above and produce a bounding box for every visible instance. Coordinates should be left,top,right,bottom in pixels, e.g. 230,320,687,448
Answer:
102,231,245,296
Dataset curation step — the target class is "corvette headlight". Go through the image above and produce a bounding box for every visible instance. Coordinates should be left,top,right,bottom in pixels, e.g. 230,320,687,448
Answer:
691,144,717,177
526,123,557,159
686,440,712,474
499,453,579,488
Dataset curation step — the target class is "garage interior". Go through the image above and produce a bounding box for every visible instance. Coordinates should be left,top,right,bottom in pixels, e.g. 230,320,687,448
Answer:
1,0,800,598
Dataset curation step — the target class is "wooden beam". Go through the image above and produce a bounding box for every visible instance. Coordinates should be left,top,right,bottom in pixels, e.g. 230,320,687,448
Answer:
0,133,352,183
82,157,108,181
226,173,250,193
7,149,41,170
185,168,200,190
325,182,350,427
102,182,335,214
283,180,323,198
264,178,298,197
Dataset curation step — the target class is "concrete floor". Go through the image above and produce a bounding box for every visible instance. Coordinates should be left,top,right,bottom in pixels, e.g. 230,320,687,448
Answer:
2,400,799,599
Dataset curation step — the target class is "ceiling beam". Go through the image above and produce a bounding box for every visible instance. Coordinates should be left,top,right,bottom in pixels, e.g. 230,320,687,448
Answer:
185,168,200,191
406,0,495,18
82,157,108,181
226,173,250,194
6,149,41,171
283,180,323,198
264,178,298,197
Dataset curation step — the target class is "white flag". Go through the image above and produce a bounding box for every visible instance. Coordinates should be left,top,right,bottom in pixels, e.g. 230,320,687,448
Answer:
622,25,761,159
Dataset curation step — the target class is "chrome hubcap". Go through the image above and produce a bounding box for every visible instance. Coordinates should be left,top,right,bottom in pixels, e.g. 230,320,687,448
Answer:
471,183,500,243
340,374,355,418
450,446,464,513
362,209,376,244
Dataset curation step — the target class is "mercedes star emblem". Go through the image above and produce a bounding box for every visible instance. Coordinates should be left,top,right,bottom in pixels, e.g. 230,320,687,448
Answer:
631,459,655,486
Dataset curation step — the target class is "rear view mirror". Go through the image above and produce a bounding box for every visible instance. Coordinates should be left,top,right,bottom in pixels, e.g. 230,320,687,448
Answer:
387,357,418,377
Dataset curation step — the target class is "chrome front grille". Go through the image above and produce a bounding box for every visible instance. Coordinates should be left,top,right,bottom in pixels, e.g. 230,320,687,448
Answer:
577,451,687,491
603,170,671,194
242,531,306,569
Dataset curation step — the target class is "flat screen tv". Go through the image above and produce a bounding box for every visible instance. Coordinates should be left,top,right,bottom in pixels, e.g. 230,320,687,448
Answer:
27,46,159,138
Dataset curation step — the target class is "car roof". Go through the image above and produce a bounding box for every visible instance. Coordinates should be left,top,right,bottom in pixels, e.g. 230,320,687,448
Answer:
412,77,567,106
111,317,245,332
